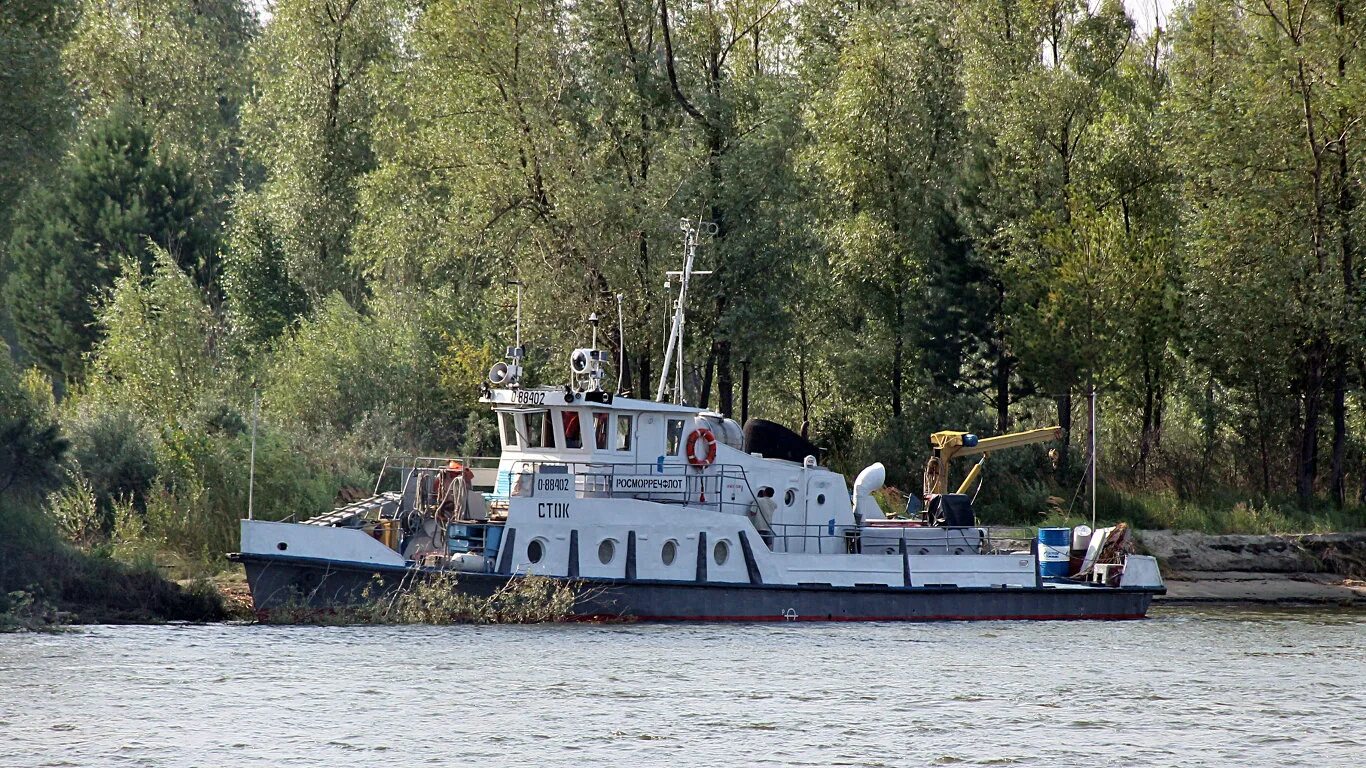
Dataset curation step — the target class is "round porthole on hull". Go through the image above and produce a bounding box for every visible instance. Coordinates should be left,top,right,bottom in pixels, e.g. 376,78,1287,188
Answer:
661,539,678,566
527,538,546,564
598,538,616,565
714,539,730,566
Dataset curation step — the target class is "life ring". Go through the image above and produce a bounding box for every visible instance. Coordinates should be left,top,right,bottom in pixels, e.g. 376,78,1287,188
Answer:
686,428,718,468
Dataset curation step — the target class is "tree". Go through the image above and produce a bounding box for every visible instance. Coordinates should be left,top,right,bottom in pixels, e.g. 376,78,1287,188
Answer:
656,0,804,415
62,0,255,198
957,0,1138,479
89,247,222,427
0,0,73,247
241,0,396,302
0,340,68,499
222,190,309,350
803,2,964,420
1169,1,1366,505
2,111,216,381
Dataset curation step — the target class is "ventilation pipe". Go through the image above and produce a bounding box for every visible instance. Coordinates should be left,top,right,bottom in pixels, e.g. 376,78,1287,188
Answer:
852,463,886,521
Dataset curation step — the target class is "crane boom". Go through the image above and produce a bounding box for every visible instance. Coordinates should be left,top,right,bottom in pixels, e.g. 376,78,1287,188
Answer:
926,427,1064,496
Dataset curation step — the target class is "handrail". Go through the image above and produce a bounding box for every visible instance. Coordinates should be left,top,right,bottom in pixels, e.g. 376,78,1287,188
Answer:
507,459,762,518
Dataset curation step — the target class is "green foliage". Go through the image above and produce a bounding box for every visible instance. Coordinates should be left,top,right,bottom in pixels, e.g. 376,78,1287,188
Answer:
222,190,309,349
2,0,1365,566
66,405,159,514
242,0,396,301
2,112,217,380
44,468,102,547
0,340,68,499
88,246,222,425
62,0,254,196
802,1,965,420
264,573,577,625
264,289,466,450
0,495,224,626
0,0,72,250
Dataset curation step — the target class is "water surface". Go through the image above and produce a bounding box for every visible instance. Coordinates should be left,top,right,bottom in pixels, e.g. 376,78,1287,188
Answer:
1,607,1361,766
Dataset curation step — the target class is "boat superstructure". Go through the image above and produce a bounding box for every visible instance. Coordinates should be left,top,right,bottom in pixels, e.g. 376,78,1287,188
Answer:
232,220,1164,621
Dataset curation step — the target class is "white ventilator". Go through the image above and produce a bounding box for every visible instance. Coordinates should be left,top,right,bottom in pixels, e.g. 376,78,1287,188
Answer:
852,463,886,520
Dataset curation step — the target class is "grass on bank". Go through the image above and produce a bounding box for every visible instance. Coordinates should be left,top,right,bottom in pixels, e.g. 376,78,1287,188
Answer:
0,497,225,631
1035,485,1366,535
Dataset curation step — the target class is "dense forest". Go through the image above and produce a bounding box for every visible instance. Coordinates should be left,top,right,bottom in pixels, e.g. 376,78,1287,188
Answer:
2,0,1365,571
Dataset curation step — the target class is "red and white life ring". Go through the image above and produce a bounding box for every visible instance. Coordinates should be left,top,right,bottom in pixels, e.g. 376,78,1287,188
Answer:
686,428,718,468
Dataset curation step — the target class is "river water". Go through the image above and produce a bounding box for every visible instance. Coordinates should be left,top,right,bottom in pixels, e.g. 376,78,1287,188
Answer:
1,606,1361,767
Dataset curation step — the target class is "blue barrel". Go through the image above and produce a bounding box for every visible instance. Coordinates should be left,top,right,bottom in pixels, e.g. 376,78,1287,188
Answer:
1037,527,1071,578
483,525,504,559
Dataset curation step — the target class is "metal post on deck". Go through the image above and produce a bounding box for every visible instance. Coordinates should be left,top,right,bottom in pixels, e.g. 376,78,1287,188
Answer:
248,381,259,521
1089,385,1097,531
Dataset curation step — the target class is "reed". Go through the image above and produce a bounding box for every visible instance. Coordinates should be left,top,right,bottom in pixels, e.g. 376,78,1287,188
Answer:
261,573,579,626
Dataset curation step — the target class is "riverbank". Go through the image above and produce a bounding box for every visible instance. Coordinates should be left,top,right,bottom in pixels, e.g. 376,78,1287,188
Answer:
1138,530,1366,606
0,502,225,631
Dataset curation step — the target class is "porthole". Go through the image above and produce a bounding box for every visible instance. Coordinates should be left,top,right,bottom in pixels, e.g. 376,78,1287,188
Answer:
661,539,678,566
817,494,826,505
277,542,288,551
784,489,796,506
598,538,617,565
714,539,730,566
527,538,546,564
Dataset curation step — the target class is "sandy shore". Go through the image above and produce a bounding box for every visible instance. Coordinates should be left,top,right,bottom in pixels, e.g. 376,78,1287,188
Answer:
1135,530,1366,606
1158,571,1366,605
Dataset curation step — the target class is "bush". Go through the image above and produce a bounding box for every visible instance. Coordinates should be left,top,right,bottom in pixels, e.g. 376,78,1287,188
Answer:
65,405,159,516
0,496,223,626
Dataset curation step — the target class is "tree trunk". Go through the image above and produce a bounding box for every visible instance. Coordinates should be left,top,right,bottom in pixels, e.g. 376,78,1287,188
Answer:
995,347,1010,433
1254,378,1272,497
740,359,750,425
1297,347,1324,506
1056,392,1072,482
992,280,1010,433
636,352,651,402
716,338,733,417
1330,359,1347,507
699,341,716,409
1140,346,1155,480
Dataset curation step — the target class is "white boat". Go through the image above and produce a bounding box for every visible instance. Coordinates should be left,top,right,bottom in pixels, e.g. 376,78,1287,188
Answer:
232,221,1164,621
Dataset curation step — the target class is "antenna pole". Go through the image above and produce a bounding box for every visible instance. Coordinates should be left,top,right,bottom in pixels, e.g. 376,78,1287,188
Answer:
514,281,523,350
1089,385,1098,530
615,293,625,393
248,382,259,521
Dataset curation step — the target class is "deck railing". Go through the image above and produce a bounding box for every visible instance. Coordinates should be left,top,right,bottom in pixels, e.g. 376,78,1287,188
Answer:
503,460,762,518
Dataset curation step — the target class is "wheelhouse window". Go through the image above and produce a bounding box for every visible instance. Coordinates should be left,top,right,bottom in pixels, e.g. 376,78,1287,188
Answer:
561,410,583,449
615,415,633,451
499,412,520,448
593,413,609,450
526,411,555,449
666,419,685,456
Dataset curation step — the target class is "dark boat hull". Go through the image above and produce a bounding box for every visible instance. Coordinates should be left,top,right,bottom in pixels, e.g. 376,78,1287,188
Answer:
233,553,1161,622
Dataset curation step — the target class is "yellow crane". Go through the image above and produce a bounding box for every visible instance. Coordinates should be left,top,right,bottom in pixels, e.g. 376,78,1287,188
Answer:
924,426,1065,497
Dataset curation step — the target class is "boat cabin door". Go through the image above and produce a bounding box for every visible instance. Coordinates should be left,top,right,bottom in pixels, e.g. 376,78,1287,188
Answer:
801,462,838,554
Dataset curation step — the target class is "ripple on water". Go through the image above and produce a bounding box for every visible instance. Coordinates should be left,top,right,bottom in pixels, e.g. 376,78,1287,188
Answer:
0,607,1362,767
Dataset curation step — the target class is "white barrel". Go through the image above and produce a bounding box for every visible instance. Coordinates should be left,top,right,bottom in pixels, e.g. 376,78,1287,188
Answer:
1071,525,1093,553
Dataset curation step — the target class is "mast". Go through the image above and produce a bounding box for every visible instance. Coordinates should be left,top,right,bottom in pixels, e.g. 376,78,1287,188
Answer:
655,218,714,403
